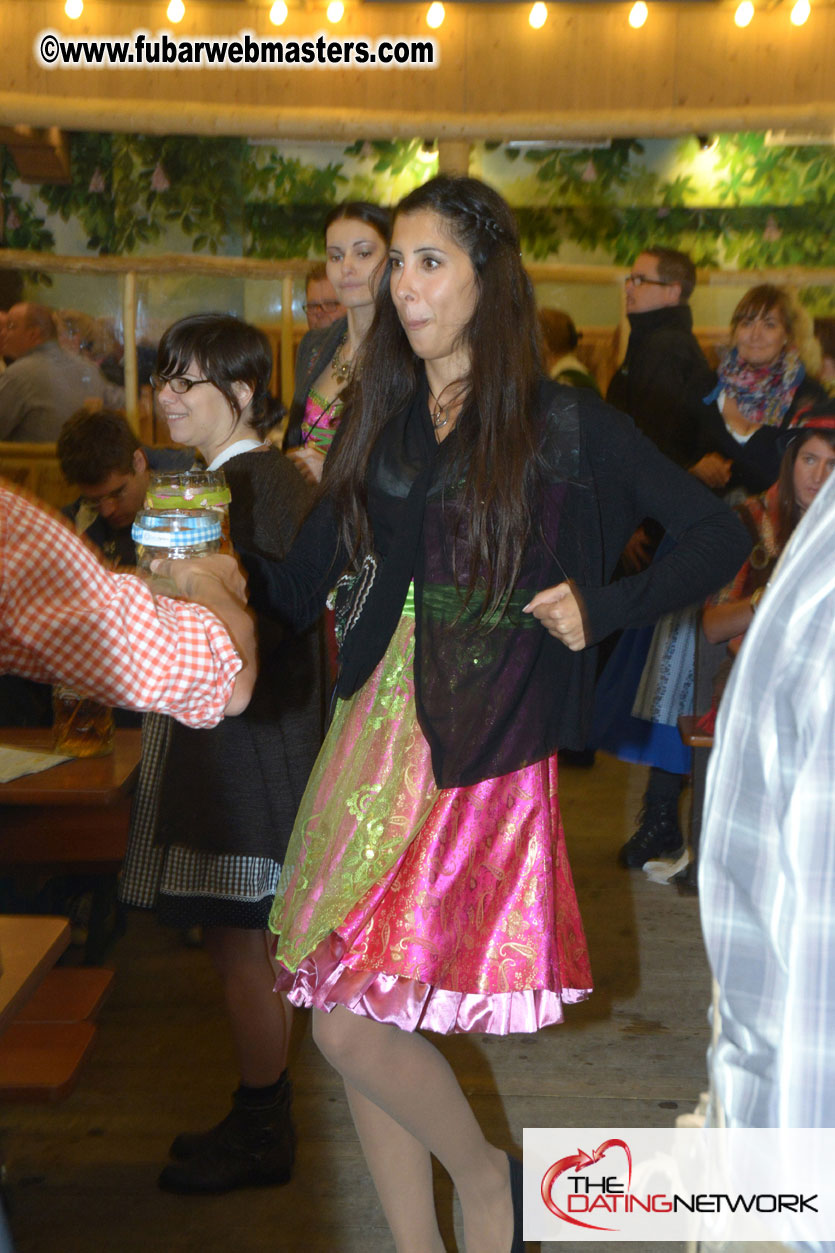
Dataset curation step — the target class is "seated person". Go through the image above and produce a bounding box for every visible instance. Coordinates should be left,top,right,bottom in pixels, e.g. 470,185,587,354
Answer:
57,408,191,568
0,303,124,441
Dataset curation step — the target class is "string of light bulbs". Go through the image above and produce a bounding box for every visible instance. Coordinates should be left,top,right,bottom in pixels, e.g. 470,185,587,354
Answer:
60,0,816,32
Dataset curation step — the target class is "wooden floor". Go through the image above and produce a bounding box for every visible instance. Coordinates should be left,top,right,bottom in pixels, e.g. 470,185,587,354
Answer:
3,753,706,1253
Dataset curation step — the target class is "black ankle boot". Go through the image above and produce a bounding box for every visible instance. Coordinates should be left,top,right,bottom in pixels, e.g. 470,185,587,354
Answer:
167,1074,290,1163
618,800,684,869
159,1074,295,1195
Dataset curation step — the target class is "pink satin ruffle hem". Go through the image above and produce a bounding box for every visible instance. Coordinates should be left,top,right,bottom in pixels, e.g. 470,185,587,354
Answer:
274,931,591,1035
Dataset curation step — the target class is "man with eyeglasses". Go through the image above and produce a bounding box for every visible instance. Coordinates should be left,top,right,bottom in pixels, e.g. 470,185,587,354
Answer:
607,248,718,472
57,407,190,568
303,262,344,331
601,249,732,872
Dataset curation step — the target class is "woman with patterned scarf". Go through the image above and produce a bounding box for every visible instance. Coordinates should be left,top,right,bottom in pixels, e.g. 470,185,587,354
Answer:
699,284,827,494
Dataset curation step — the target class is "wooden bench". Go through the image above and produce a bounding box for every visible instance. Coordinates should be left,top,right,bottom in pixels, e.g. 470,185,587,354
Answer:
0,919,113,1102
0,1020,97,1102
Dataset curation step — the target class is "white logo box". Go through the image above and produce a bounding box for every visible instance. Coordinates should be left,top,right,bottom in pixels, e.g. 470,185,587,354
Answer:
523,1127,835,1243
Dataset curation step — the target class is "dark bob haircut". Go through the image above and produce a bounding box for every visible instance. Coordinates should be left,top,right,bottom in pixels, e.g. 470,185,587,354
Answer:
156,313,280,440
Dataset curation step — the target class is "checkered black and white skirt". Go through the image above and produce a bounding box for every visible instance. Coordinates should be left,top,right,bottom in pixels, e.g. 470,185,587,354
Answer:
118,714,280,930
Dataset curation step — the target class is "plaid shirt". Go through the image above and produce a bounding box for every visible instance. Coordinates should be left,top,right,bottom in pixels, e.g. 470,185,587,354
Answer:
1,482,240,728
700,471,835,1135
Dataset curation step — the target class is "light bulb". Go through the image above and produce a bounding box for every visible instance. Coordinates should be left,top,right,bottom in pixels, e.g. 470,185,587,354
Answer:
270,0,289,23
734,1,754,27
790,0,810,24
64,0,84,16
327,0,344,22
167,0,186,22
426,2,444,28
529,2,547,29
629,2,648,29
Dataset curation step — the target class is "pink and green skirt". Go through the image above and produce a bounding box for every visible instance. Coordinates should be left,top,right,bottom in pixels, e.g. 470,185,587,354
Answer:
270,606,592,1035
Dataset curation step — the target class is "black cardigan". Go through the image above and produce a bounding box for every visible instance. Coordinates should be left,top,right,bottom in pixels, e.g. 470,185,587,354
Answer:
244,379,750,787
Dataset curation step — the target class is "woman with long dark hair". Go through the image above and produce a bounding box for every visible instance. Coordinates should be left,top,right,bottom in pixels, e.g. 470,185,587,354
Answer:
284,200,391,484
119,314,325,1196
170,177,748,1251
703,406,835,649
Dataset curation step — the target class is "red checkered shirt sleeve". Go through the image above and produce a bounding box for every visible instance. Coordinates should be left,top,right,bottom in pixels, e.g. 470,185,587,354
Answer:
1,484,241,728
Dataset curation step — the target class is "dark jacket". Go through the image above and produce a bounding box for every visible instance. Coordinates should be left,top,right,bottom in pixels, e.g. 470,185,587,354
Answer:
283,317,347,450
607,305,714,468
243,379,749,788
696,372,829,495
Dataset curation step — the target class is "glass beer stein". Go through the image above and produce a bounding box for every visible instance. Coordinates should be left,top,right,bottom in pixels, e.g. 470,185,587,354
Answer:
52,685,115,758
145,470,231,545
131,508,222,573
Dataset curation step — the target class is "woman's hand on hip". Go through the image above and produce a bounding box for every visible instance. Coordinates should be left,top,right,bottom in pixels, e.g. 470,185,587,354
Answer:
523,582,589,651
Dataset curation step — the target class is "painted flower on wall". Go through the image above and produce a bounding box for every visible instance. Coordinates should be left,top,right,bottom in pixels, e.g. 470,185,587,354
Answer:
150,163,170,193
762,214,782,242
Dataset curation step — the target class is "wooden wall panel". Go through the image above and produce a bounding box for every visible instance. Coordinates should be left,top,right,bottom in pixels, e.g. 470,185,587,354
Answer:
1,1,833,139
674,5,832,110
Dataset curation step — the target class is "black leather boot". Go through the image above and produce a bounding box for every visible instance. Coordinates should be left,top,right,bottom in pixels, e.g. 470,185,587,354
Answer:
618,800,684,869
159,1073,295,1194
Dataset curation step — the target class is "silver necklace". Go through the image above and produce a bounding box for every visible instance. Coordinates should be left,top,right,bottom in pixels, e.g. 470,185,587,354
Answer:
428,384,459,430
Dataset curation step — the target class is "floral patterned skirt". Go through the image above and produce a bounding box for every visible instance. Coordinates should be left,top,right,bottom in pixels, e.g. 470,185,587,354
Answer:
270,613,592,1035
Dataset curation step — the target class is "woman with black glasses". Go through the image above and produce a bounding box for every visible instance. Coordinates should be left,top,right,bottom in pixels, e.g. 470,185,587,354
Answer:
119,313,325,1197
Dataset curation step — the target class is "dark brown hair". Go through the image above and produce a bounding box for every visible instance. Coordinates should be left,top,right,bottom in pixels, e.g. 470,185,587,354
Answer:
322,175,543,623
156,313,280,440
776,421,835,549
539,308,580,360
642,247,697,302
323,201,392,244
57,407,139,486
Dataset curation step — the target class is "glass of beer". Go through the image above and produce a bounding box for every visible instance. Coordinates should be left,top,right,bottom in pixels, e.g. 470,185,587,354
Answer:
52,686,115,758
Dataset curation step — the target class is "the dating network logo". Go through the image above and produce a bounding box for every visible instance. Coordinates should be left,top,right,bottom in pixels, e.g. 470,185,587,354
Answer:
541,1138,633,1232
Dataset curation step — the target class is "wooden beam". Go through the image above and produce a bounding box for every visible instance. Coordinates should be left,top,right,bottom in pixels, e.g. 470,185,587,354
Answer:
1,91,834,143
1,249,834,290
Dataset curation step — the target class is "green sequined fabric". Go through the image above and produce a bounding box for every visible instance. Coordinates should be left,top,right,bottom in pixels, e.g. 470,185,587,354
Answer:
270,607,438,971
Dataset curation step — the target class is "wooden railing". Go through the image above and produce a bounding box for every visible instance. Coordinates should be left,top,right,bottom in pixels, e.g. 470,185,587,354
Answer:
2,247,833,431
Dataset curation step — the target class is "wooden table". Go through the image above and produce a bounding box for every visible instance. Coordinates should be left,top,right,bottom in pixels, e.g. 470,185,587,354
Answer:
0,728,141,869
0,915,70,1034
0,729,142,962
